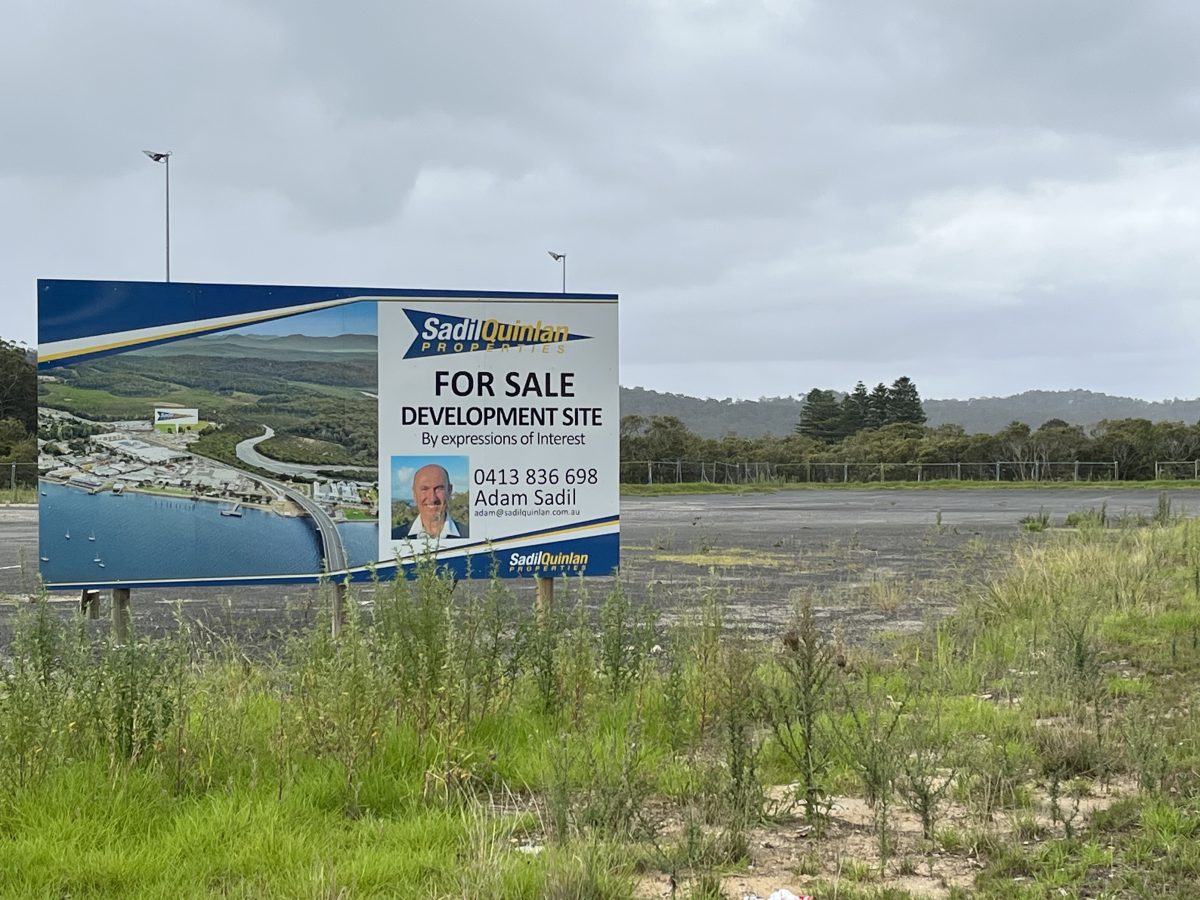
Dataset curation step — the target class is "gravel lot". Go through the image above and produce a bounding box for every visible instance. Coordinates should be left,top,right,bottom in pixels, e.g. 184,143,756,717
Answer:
2,487,1196,651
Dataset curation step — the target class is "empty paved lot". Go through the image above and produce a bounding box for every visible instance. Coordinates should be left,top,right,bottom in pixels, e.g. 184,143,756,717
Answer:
2,487,1195,648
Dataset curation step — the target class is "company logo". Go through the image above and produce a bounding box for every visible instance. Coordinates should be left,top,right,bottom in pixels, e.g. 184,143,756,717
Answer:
155,410,193,422
509,550,590,569
403,309,590,358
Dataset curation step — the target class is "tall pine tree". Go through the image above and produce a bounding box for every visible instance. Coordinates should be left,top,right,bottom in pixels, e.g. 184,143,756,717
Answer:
840,381,870,435
866,382,891,428
889,376,926,425
796,389,843,443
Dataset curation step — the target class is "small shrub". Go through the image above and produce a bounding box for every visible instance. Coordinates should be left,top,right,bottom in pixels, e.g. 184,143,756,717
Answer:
1020,508,1051,532
1064,505,1107,529
762,595,836,823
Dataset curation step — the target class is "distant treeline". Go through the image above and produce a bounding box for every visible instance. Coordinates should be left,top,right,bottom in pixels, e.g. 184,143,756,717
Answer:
0,339,36,477
621,414,1200,481
622,385,1200,438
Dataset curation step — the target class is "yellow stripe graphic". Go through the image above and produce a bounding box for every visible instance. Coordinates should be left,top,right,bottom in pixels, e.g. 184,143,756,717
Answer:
40,302,358,363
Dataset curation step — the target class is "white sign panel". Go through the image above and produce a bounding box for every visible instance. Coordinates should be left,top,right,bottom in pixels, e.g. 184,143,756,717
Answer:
378,298,619,577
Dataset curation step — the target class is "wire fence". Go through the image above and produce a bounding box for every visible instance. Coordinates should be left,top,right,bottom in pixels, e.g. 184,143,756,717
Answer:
1156,460,1200,480
13,459,1200,495
620,459,1128,485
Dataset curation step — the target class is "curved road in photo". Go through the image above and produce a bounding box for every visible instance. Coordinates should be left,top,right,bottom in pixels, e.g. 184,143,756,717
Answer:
234,426,374,478
215,427,358,574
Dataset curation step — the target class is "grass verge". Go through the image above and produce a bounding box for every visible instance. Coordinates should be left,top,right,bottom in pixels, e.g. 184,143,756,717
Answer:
3,520,1200,896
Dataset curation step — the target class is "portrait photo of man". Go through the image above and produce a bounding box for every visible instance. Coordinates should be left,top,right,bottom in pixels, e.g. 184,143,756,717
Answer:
391,456,470,541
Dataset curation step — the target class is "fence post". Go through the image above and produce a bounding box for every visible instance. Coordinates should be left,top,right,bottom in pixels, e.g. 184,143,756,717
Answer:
9,463,14,502
647,461,652,485
331,581,346,639
995,461,1001,481
112,588,131,642
1114,460,1119,481
843,463,848,483
676,459,682,483
1075,461,1080,481
879,462,885,483
956,462,962,481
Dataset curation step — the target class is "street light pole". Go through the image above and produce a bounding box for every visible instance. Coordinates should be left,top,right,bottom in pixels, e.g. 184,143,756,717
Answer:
538,249,569,617
547,250,566,293
143,150,172,281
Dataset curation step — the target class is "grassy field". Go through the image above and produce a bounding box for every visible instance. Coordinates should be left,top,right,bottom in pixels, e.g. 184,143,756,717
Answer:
39,369,376,467
39,383,234,421
3,520,1200,897
0,486,36,504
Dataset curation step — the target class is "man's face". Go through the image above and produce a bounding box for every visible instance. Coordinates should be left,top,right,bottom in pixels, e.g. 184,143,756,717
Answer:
413,466,450,526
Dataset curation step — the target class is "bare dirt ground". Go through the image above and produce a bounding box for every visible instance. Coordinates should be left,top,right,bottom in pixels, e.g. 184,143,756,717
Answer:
634,778,1135,900
1,488,1195,652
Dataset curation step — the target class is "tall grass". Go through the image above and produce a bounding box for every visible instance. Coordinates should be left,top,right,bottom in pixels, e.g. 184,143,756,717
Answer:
4,520,1200,896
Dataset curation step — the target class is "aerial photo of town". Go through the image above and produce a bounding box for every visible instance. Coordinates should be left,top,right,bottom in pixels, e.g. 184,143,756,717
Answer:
37,303,380,582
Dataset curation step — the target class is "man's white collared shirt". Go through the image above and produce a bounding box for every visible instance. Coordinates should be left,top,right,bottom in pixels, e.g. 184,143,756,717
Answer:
407,516,463,539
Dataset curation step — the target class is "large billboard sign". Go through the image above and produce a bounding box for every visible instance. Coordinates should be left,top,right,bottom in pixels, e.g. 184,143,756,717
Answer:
37,280,619,589
154,408,199,429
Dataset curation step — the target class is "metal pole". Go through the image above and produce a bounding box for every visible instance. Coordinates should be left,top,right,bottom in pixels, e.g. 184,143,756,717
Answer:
164,153,171,282
143,151,172,281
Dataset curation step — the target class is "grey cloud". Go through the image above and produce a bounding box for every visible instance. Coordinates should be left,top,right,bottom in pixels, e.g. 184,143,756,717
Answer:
4,0,1200,402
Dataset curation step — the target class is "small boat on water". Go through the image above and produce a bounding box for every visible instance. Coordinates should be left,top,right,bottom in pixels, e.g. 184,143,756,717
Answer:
220,502,243,517
39,556,49,562
64,531,70,539
88,532,96,541
97,561,106,568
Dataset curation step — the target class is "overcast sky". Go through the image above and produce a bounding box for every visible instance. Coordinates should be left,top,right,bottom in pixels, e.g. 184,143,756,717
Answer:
4,0,1200,402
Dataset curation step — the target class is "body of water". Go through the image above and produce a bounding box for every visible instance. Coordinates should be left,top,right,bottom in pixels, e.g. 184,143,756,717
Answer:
39,482,331,584
336,520,380,570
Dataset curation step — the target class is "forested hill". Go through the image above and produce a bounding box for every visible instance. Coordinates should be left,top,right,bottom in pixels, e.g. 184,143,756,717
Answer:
620,386,1200,437
620,387,806,437
924,391,1200,434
